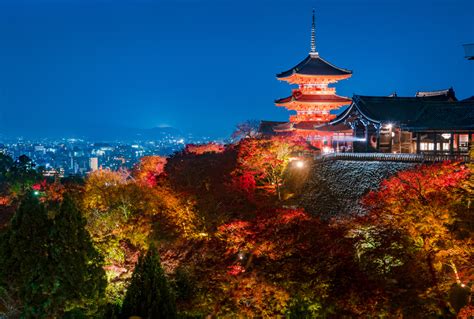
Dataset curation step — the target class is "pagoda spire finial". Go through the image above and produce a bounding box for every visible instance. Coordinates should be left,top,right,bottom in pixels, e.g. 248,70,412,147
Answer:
310,9,318,57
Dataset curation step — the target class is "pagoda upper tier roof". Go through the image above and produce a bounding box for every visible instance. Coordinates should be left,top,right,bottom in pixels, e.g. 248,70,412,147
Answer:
275,93,352,105
277,54,352,79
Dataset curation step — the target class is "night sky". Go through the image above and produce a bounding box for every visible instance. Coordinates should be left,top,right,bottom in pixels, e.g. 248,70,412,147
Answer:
0,0,473,139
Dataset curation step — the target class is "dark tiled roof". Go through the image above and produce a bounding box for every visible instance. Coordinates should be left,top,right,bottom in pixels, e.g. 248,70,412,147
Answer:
275,93,352,105
347,95,474,131
258,121,287,135
353,96,431,123
314,122,352,132
415,87,457,101
277,55,352,78
405,101,474,131
293,121,318,130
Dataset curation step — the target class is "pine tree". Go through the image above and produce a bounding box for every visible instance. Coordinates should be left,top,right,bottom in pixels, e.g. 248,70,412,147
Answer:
121,245,176,319
0,193,106,318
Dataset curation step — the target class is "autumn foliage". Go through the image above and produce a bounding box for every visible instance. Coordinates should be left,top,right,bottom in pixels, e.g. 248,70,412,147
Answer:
0,142,472,318
184,142,225,155
359,162,473,316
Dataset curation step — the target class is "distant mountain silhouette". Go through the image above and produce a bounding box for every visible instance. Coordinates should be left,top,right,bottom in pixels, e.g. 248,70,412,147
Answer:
0,125,185,142
83,126,185,142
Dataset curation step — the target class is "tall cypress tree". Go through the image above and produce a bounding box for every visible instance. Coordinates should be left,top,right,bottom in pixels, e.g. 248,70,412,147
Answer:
0,193,106,318
121,245,176,319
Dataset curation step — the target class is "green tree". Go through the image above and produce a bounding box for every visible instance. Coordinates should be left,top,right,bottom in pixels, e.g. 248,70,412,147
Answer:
0,153,14,181
0,193,106,318
121,245,176,319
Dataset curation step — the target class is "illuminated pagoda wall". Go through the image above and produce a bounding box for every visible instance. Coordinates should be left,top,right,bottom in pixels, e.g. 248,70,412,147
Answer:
273,10,352,150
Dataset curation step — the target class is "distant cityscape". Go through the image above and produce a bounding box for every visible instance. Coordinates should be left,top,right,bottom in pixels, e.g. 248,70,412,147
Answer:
0,129,222,177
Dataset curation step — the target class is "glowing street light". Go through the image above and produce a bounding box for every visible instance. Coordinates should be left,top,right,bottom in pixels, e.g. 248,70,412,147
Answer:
295,160,305,168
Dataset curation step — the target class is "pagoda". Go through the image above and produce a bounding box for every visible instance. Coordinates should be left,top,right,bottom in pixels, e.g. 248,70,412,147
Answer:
274,10,352,148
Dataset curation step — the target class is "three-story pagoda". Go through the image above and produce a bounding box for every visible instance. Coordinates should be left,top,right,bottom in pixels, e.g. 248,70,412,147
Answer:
274,10,352,148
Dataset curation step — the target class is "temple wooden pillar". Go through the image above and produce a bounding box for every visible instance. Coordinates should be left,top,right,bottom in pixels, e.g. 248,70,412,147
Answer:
450,133,454,155
376,128,381,151
389,128,393,153
469,132,472,153
416,133,421,154
456,134,460,154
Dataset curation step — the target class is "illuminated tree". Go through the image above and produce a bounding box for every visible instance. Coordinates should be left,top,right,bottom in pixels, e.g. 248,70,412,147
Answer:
83,169,136,242
185,143,225,155
362,162,472,315
83,168,199,304
133,156,167,187
234,137,303,200
162,208,360,317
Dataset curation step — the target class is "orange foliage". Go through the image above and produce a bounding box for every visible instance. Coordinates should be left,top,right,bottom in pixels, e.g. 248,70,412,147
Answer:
185,143,225,155
361,162,473,313
133,156,167,187
232,137,307,199
0,196,10,206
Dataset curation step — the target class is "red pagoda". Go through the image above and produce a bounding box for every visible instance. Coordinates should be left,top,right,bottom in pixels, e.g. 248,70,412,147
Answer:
273,10,352,150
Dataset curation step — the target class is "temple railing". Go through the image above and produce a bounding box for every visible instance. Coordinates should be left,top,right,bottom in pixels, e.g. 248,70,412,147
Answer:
314,152,472,163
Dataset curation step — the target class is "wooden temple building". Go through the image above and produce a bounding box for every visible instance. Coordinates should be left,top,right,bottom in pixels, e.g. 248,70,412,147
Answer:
327,89,474,155
261,12,474,157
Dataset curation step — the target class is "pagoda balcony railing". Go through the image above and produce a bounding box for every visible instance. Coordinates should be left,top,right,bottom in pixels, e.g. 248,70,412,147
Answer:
313,152,472,163
290,114,335,123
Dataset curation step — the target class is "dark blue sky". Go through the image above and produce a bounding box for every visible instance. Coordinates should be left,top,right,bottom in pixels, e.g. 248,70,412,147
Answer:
0,0,473,139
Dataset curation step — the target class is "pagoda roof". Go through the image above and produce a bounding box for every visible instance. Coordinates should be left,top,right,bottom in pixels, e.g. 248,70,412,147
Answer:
332,93,474,131
277,54,352,79
275,93,352,105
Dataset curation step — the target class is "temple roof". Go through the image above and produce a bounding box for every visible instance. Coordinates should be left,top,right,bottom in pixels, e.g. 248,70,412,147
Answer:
293,121,317,130
259,120,287,134
405,101,474,131
276,54,352,79
333,94,474,131
275,93,352,105
314,121,353,132
415,87,457,101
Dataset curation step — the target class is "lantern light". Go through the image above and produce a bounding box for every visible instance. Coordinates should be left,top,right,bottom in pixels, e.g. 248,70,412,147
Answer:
295,160,305,168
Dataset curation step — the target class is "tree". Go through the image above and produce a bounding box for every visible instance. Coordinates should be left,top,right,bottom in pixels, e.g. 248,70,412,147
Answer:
83,168,199,305
0,193,106,318
121,245,176,319
234,137,304,200
184,143,225,155
361,162,472,315
0,153,13,181
0,154,42,200
133,156,167,187
231,120,260,142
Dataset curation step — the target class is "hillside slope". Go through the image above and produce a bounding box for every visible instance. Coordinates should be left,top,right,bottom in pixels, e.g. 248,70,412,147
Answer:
300,160,416,218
